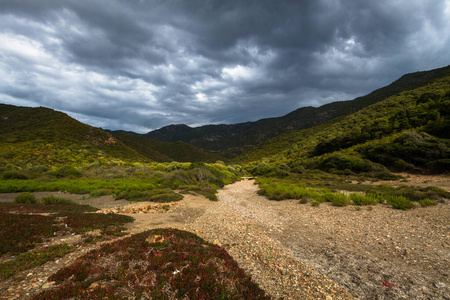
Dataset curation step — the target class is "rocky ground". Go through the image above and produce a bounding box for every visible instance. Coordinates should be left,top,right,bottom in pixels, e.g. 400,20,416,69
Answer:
1,174,449,299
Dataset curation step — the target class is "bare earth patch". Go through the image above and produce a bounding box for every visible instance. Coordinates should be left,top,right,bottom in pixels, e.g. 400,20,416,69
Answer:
1,175,449,299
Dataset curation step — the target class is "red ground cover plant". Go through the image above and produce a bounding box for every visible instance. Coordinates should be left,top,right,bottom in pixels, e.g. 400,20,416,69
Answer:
0,212,60,254
33,228,269,299
0,202,98,214
63,213,134,235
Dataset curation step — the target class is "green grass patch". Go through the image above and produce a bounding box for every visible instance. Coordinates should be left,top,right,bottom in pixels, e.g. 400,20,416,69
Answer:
254,175,449,210
256,179,324,201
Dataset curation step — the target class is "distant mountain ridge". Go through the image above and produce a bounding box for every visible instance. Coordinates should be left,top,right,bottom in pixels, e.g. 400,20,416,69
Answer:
145,65,450,157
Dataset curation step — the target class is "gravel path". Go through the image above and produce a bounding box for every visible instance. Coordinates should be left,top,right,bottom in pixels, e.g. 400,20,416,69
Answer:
187,179,353,299
187,179,450,300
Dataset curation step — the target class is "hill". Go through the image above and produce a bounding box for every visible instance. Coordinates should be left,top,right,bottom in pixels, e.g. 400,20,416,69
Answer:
146,65,450,157
0,105,226,169
0,104,149,168
237,73,450,175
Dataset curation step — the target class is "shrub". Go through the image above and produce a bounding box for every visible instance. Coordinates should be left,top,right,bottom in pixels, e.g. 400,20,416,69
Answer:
14,192,37,204
311,200,320,207
418,198,437,207
48,166,82,178
321,192,350,207
350,193,382,206
2,171,28,180
386,195,416,210
314,153,377,173
373,171,400,180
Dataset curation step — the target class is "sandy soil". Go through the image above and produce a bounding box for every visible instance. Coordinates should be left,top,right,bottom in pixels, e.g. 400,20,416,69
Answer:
1,174,449,299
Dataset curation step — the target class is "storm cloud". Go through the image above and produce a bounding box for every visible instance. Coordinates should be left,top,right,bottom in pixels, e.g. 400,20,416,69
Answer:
1,0,449,132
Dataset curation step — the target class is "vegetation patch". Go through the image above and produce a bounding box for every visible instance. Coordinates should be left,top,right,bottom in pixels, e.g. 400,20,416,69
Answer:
0,212,60,255
0,244,74,280
63,213,134,235
2,171,28,180
0,202,98,215
14,192,37,204
255,176,449,210
40,195,78,205
115,188,183,203
33,228,268,299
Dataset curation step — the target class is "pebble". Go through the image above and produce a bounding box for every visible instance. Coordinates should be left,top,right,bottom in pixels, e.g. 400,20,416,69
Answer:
434,282,446,288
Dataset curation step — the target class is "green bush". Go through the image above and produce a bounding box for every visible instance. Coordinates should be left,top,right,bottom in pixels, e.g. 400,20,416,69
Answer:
14,192,37,204
350,193,382,205
48,166,82,178
386,195,416,210
2,171,28,180
321,192,350,206
418,198,437,207
313,153,384,174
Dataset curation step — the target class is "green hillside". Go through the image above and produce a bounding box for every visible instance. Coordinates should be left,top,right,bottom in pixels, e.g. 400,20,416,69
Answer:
147,66,450,157
237,75,450,175
114,132,227,163
0,104,148,169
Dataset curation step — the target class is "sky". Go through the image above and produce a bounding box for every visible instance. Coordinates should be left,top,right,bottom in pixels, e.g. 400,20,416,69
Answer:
1,0,449,133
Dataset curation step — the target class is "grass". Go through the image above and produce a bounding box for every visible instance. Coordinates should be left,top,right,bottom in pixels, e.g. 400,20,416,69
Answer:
32,228,269,299
255,176,449,210
0,162,239,203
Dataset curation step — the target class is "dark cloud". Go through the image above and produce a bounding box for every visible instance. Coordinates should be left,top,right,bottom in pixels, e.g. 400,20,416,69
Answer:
1,0,449,133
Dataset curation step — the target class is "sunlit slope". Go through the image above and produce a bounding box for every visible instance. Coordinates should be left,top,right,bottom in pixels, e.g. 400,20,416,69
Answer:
236,75,450,173
0,104,148,166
